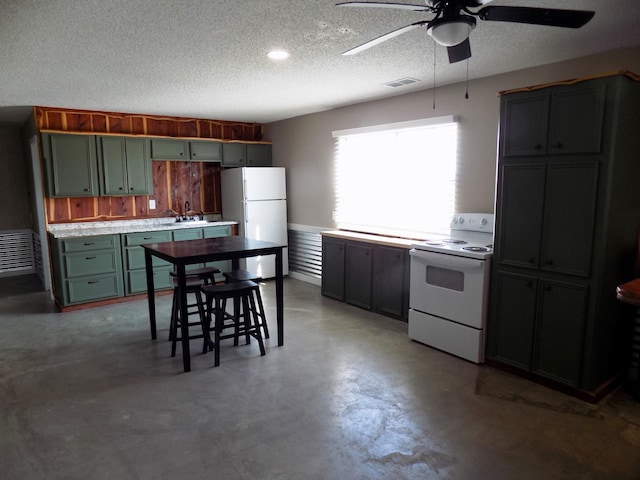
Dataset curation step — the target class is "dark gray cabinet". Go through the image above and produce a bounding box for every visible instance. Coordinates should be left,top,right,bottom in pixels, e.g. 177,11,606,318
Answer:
345,243,373,309
498,161,598,276
321,234,410,320
97,136,152,195
41,133,99,197
488,74,640,395
501,83,605,157
321,237,345,301
374,245,410,319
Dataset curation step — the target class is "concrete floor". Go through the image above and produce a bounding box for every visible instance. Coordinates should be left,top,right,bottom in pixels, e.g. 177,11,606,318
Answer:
1,275,640,479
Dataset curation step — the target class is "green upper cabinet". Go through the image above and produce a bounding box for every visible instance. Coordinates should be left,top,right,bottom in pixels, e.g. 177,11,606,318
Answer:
189,140,222,161
150,138,222,162
150,138,188,160
247,144,272,166
97,136,152,195
222,143,246,166
41,133,99,197
222,143,272,167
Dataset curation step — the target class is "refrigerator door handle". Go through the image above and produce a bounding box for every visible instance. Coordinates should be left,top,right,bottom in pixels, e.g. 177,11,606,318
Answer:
244,203,248,224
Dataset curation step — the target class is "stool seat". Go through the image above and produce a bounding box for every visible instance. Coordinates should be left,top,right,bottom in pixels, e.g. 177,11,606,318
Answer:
223,269,269,339
170,266,220,285
223,269,261,282
201,280,266,366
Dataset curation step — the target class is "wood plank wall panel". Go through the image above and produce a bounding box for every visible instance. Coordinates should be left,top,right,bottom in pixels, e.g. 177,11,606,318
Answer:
37,106,264,224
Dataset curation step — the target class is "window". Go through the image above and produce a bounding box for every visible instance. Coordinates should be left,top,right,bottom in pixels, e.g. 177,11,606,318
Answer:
333,116,458,237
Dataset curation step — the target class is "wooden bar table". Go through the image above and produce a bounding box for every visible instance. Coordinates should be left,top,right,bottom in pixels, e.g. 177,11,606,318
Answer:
142,236,285,372
616,278,640,399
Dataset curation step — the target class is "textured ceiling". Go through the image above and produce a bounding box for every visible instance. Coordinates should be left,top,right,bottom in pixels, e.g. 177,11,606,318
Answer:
0,0,639,126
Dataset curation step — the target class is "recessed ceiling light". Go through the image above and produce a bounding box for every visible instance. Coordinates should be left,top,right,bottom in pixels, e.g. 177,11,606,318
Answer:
267,49,290,60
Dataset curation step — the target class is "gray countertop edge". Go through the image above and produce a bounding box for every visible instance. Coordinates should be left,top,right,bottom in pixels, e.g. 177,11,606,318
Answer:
321,230,415,249
48,220,238,239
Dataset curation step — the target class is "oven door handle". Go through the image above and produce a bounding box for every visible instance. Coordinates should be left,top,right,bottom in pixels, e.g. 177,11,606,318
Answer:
410,248,485,269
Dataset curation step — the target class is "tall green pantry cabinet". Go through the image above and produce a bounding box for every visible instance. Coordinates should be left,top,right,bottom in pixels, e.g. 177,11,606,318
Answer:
487,73,640,399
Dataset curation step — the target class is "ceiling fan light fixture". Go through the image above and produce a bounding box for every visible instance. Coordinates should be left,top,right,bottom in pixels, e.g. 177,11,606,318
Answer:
427,15,476,47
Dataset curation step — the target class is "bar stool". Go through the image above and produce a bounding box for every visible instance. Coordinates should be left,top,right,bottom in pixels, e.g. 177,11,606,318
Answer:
223,269,269,339
167,266,219,342
169,276,209,357
201,280,266,367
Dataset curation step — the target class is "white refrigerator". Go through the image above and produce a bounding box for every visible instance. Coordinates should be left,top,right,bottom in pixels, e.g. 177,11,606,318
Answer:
220,167,289,279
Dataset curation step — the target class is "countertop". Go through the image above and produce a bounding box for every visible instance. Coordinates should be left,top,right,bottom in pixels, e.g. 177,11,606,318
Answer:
321,230,415,249
48,217,237,239
617,278,640,306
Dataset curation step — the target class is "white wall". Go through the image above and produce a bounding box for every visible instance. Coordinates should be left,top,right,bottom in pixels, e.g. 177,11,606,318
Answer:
265,46,640,231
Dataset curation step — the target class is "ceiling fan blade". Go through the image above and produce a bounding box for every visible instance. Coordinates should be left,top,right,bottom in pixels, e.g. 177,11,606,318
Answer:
336,2,432,12
447,38,471,63
342,21,428,55
462,0,494,6
477,6,595,28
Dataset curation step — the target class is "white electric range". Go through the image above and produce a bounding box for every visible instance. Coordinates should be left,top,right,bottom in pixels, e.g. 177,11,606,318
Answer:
408,213,494,363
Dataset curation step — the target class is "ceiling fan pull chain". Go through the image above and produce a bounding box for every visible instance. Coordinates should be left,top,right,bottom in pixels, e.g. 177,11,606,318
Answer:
432,39,437,110
465,23,470,99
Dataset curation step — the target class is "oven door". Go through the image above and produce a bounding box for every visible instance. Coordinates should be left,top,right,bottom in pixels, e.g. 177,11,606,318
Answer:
409,249,489,329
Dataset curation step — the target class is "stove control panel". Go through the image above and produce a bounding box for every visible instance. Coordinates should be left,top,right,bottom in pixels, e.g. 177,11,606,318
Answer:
450,213,494,233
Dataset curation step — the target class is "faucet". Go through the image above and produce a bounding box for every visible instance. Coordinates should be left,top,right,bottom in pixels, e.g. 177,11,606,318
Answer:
184,201,191,221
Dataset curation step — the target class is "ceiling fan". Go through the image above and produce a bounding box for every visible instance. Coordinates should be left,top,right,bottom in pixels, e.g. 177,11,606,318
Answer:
337,1,595,63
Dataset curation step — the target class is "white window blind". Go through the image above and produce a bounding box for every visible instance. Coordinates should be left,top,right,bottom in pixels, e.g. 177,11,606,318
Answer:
333,116,458,237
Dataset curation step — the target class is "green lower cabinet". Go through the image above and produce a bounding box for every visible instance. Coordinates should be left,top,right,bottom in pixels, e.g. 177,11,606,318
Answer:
67,273,122,304
203,225,232,281
173,228,205,271
126,265,174,294
50,234,124,306
122,230,174,295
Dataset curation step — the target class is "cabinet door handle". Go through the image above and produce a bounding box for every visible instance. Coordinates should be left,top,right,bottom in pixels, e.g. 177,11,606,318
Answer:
83,188,89,192
143,237,153,240
83,242,95,246
85,256,96,260
551,142,563,149
528,257,536,264
525,280,533,288
88,280,99,285
119,186,124,190
533,144,543,150
545,259,554,266
543,285,552,291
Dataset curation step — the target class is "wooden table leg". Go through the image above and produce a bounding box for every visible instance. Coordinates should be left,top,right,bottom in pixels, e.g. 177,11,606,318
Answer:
275,248,284,346
144,249,157,340
177,263,191,372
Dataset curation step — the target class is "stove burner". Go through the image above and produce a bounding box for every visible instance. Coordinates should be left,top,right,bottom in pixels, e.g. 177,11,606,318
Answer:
462,246,490,252
424,240,444,246
486,244,493,249
442,239,467,245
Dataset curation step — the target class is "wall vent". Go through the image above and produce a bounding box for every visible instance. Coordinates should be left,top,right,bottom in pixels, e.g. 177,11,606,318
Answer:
383,77,420,88
0,230,35,277
287,225,322,285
